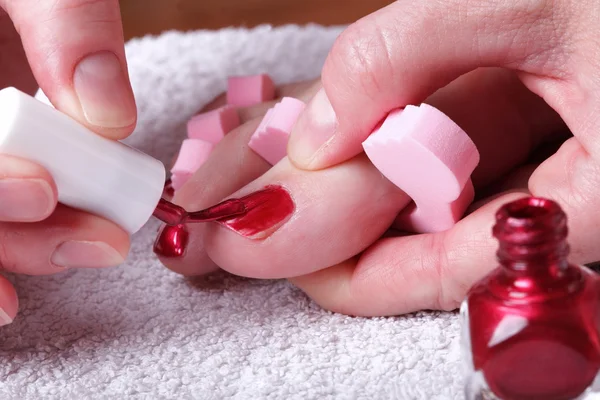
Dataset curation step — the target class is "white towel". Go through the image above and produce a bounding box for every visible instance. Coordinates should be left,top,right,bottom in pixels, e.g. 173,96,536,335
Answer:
0,25,464,400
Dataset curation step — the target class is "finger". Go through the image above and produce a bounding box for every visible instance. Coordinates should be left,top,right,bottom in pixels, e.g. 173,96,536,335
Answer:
287,0,573,170
529,138,600,265
472,138,567,206
2,0,136,138
471,164,537,210
0,275,17,326
290,191,529,317
0,204,129,275
0,155,57,222
526,13,600,266
202,155,410,279
424,68,565,187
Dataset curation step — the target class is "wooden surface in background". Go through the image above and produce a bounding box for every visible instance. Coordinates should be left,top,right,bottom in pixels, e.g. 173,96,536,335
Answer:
120,0,393,40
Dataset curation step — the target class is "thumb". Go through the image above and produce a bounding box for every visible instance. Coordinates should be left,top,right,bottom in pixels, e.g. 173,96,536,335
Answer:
288,0,572,170
2,0,136,139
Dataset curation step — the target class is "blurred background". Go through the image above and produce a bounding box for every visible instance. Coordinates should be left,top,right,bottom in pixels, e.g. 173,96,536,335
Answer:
120,0,394,39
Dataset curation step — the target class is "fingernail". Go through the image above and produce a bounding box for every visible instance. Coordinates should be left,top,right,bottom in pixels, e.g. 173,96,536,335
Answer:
0,307,13,326
218,185,294,240
73,51,136,128
289,88,338,166
51,241,124,269
0,179,53,221
154,224,189,258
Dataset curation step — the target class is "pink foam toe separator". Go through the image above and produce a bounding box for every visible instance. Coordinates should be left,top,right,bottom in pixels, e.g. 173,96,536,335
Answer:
170,172,192,191
187,105,240,144
248,97,306,165
170,138,214,178
226,74,276,107
362,104,480,233
394,179,475,232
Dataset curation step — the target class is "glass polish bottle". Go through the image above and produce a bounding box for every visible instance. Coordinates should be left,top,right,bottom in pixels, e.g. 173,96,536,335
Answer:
461,197,600,400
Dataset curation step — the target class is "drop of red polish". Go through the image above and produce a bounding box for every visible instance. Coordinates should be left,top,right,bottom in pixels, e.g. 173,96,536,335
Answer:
163,179,175,199
153,224,189,258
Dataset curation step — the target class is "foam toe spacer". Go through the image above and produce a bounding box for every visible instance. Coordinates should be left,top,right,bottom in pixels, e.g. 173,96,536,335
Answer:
362,104,480,233
248,97,306,165
170,172,191,192
170,139,214,191
187,105,240,144
227,74,276,107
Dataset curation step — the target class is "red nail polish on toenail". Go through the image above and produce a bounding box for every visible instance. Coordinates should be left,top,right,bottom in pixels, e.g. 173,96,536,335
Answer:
218,185,295,240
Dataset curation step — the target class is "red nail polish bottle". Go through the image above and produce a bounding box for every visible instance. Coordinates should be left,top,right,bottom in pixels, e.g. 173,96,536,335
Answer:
461,197,600,400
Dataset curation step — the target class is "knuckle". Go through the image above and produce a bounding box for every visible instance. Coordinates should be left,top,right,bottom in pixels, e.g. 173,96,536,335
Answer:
324,20,396,101
447,0,571,75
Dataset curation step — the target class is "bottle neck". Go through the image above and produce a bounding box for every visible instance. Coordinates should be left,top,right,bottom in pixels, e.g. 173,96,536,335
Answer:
491,197,583,297
497,239,570,273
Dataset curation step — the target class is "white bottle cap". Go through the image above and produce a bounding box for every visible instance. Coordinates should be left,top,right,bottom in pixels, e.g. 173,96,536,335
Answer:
0,87,166,234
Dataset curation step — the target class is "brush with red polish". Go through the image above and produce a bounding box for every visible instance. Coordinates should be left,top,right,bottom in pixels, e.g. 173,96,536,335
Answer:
0,87,251,239
153,185,295,258
151,195,247,258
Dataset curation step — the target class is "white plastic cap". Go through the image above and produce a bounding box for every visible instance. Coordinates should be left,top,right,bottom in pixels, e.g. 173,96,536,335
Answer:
34,87,51,105
0,87,166,234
